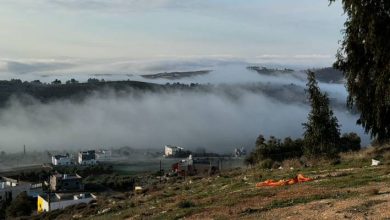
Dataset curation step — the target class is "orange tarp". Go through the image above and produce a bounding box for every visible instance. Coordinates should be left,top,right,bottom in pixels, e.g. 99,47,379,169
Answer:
256,174,313,187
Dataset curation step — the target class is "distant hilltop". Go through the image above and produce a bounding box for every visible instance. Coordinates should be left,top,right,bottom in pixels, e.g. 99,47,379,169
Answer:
310,67,345,84
247,66,344,84
247,66,294,74
141,70,211,80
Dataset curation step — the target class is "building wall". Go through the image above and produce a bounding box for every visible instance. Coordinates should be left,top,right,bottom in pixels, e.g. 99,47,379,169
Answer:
51,197,94,211
96,150,112,161
37,196,49,213
165,146,173,156
38,195,94,212
78,151,97,165
0,184,31,202
53,157,71,166
165,146,183,157
79,159,97,166
50,176,83,192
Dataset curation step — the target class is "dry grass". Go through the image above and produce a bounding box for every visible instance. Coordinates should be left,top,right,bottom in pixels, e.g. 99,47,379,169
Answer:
281,158,303,169
32,146,390,220
340,148,372,161
367,188,380,196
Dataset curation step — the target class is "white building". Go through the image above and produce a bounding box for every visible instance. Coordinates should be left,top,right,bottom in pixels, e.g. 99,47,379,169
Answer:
234,147,247,157
38,193,96,213
52,154,72,166
95,149,112,162
164,145,184,157
78,150,97,165
0,177,42,202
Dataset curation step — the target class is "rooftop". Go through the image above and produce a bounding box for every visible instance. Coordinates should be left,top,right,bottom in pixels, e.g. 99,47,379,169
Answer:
165,145,184,150
40,193,95,202
79,150,95,155
52,174,82,180
53,155,70,160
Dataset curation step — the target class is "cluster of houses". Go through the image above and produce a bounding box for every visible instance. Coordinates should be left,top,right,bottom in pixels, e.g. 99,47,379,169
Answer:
1,172,96,213
1,149,110,214
38,173,95,213
1,145,246,216
52,149,112,166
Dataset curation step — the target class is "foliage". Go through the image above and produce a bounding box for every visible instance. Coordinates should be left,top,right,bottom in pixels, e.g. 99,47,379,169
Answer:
0,200,8,220
66,78,79,84
330,0,390,142
51,79,62,85
178,200,195,208
83,174,135,191
5,192,33,218
87,78,100,83
258,159,275,169
14,169,51,182
245,135,303,165
302,71,340,158
340,132,361,152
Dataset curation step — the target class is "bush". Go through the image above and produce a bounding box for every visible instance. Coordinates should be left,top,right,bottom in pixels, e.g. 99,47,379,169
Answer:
340,133,361,152
0,201,7,219
245,135,304,166
6,192,33,218
178,200,195,208
259,159,274,169
83,174,135,191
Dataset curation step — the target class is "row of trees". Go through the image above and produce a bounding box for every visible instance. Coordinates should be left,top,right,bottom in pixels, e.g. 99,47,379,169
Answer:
2,78,103,85
52,78,102,85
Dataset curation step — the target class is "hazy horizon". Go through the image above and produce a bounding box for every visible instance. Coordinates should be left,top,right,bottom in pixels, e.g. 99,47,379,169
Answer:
0,0,345,78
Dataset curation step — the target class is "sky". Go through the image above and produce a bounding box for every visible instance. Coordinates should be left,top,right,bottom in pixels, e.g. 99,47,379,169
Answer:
0,0,346,75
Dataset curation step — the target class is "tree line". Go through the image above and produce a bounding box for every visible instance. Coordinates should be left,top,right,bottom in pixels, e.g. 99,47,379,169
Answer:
246,71,361,166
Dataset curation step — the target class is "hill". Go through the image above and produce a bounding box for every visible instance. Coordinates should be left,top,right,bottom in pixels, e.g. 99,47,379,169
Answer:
27,148,390,219
141,70,211,80
312,67,344,84
0,80,170,106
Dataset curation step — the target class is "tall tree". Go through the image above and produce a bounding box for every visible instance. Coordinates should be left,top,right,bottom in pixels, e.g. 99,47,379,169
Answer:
330,0,390,142
303,71,341,157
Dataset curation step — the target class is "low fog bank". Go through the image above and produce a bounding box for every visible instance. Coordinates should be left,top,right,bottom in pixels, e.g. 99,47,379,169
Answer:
0,86,369,153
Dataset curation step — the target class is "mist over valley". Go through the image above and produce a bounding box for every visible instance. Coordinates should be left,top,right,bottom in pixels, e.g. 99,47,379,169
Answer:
0,63,369,153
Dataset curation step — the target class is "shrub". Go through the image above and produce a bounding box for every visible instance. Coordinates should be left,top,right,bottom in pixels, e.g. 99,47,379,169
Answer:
259,159,274,169
6,192,33,218
178,200,195,208
340,133,361,152
246,135,304,166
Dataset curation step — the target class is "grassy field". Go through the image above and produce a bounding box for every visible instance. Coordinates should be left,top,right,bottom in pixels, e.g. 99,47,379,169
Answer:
34,149,390,220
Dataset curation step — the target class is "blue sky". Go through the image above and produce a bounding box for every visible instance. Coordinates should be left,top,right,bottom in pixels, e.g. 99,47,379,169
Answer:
0,0,345,73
